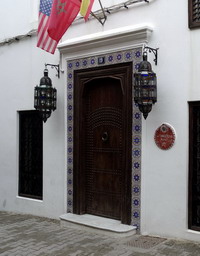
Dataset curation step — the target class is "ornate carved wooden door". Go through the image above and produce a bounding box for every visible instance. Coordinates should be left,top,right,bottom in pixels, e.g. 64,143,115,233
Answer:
74,63,132,224
84,77,123,220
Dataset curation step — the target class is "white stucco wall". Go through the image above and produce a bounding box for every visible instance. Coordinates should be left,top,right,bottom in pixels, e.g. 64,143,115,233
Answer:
0,0,65,219
0,0,199,242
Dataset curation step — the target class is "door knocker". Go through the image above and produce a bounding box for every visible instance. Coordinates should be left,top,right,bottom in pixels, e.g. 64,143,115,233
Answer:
102,131,109,142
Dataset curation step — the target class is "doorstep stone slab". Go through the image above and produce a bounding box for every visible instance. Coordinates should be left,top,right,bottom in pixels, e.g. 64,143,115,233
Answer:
60,213,137,237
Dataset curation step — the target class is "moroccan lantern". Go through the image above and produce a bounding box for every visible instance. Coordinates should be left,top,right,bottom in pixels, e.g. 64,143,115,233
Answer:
34,69,57,122
134,51,157,119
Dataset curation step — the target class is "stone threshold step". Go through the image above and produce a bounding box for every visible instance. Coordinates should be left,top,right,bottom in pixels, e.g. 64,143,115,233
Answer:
60,213,137,237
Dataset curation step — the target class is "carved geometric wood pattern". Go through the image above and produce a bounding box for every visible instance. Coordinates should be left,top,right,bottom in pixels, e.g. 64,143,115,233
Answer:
85,80,123,219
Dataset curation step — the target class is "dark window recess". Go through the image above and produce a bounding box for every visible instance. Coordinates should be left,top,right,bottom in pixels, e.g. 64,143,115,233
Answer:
189,0,200,29
189,102,200,231
19,110,43,200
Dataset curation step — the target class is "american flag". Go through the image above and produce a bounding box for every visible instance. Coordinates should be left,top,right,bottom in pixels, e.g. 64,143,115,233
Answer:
37,0,57,54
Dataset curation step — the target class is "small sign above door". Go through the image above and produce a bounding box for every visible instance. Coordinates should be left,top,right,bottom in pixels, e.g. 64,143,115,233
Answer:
154,123,176,150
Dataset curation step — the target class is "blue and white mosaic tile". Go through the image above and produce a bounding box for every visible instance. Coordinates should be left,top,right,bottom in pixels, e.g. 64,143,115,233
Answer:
67,47,142,230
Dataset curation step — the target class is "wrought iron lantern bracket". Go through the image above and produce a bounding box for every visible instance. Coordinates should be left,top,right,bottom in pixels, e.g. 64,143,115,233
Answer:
143,46,159,65
45,63,60,78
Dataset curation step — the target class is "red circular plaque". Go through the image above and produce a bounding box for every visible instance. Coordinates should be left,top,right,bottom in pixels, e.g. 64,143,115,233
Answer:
154,123,176,150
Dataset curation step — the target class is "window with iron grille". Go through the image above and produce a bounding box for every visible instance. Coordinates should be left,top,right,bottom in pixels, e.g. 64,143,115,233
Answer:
189,0,200,29
189,102,200,231
18,110,43,200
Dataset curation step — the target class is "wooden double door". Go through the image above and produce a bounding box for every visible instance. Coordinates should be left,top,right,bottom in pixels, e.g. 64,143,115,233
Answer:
74,63,132,224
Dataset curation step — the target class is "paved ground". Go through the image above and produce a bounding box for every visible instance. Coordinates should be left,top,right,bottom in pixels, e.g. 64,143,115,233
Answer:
0,211,200,256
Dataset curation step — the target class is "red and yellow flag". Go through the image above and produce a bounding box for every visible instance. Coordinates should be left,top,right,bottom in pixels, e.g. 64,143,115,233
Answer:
80,0,95,21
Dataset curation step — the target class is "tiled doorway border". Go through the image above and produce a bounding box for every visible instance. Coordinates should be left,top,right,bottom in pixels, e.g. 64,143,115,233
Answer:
66,47,142,229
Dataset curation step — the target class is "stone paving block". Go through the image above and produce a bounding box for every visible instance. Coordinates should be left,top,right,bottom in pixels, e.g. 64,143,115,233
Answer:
0,252,8,256
1,211,200,256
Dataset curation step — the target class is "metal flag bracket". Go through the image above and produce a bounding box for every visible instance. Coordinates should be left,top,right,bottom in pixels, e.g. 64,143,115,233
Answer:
91,0,107,25
89,0,149,26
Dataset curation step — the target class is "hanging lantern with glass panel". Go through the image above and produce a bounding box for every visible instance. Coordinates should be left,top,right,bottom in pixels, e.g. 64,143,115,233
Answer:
134,51,157,119
34,69,57,122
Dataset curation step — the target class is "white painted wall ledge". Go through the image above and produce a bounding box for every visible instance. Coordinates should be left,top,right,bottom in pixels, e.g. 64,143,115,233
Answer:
58,24,153,57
